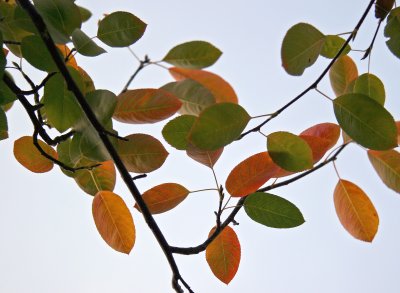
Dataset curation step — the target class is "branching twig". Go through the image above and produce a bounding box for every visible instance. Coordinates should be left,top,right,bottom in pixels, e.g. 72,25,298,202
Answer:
361,20,382,60
120,54,151,94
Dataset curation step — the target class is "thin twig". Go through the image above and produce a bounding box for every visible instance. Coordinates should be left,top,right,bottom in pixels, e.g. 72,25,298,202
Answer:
361,20,382,60
120,55,151,94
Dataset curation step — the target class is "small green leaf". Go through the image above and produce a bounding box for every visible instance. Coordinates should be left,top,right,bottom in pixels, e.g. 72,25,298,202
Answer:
334,93,397,150
384,7,400,59
321,35,351,59
329,55,358,96
162,115,196,150
244,192,305,228
281,23,325,75
56,138,75,177
0,107,8,141
267,131,313,172
72,28,106,57
21,35,58,72
368,150,400,193
163,41,222,69
0,74,16,106
353,73,385,105
78,6,92,22
188,103,250,150
97,11,146,47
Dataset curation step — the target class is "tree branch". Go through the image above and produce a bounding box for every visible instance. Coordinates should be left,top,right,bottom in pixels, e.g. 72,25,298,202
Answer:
120,54,150,94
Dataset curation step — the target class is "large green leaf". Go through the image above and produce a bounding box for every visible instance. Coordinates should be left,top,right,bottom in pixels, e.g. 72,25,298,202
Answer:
353,73,385,105
368,150,400,193
97,11,146,47
320,35,351,59
244,192,305,228
188,103,250,150
281,23,325,75
384,7,400,58
267,131,313,172
0,107,8,140
72,28,106,56
162,115,196,150
333,93,397,150
162,41,222,69
21,35,58,72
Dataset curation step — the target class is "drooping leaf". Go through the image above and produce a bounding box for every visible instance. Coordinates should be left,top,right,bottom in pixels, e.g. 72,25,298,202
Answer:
163,41,222,69
72,28,106,57
320,35,351,59
225,152,279,197
206,226,241,284
267,131,313,172
21,35,58,72
0,107,8,140
97,11,146,47
169,67,238,104
334,179,379,242
329,55,358,96
384,7,400,58
135,183,189,214
186,145,223,168
161,79,215,116
333,93,397,150
162,115,196,150
353,73,385,105
188,103,250,150
368,150,400,193
375,0,395,19
78,66,96,94
92,191,135,254
244,192,305,228
117,133,168,173
281,23,325,75
13,136,57,173
0,74,16,105
113,89,182,124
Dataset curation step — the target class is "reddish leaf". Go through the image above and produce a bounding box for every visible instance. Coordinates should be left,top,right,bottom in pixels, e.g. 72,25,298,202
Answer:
135,183,189,214
329,55,358,96
92,191,135,254
368,150,400,193
186,144,223,168
113,88,182,124
226,152,280,197
396,121,400,144
13,136,57,173
169,67,238,104
206,226,241,284
334,179,379,242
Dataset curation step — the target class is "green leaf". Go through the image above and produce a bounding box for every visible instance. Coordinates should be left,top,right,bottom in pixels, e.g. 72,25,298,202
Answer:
375,0,395,20
21,35,58,72
384,7,400,58
0,73,16,105
333,93,397,150
267,131,313,172
161,79,215,116
163,41,222,69
329,55,358,96
320,35,351,59
244,192,305,228
353,73,385,105
188,103,250,150
85,90,116,125
69,131,110,164
162,115,196,150
281,23,325,75
72,28,106,56
78,6,92,22
56,138,75,177
97,11,146,47
0,107,8,141
368,150,400,193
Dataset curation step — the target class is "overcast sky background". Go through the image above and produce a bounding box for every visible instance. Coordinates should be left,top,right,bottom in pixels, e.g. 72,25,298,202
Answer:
1,0,400,292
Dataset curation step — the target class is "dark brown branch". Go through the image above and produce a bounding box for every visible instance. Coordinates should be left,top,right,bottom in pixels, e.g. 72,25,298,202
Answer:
120,54,150,94
238,0,376,140
4,40,21,45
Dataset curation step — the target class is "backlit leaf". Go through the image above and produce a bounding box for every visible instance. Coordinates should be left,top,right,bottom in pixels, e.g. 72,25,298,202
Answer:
0,107,8,140
97,11,146,47
162,115,196,150
353,73,385,105
368,150,400,193
188,103,250,150
163,41,222,69
13,136,57,173
334,180,379,242
281,23,325,75
21,35,58,72
113,89,182,124
397,121,400,144
225,152,279,197
244,192,305,228
384,7,400,58
321,35,351,59
92,191,135,254
333,93,397,150
82,90,116,127
169,67,238,104
117,134,168,173
267,131,313,172
375,0,395,19
69,131,110,164
56,44,79,69
78,6,92,23
186,145,223,168
72,28,106,57
206,226,240,284
0,75,16,105
135,183,189,214
329,55,358,96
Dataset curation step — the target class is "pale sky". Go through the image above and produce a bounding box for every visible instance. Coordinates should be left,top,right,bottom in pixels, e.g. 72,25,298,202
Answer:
1,1,399,292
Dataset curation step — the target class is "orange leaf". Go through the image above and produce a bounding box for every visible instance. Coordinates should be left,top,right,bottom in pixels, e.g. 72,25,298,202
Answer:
226,152,280,197
57,44,78,69
113,88,182,124
135,183,189,214
206,226,241,284
169,67,238,104
186,144,223,168
396,121,400,144
92,191,135,254
13,136,57,173
329,55,358,96
334,179,379,242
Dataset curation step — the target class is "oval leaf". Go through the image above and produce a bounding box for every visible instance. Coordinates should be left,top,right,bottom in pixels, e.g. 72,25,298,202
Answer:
368,150,400,193
21,35,58,72
375,0,395,19
0,107,8,140
321,35,351,59
333,93,397,150
92,191,135,254
72,28,106,57
206,226,240,284
162,115,196,150
186,145,223,168
329,55,358,96
384,7,400,58
353,73,385,105
244,192,305,228
334,180,379,242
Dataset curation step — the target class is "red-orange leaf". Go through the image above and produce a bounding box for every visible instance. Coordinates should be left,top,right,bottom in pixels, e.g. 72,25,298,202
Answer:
13,136,57,173
396,121,400,144
113,88,182,124
186,145,223,168
135,183,189,214
92,191,135,254
57,44,79,69
226,152,280,197
334,179,379,242
206,226,241,284
169,67,238,104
